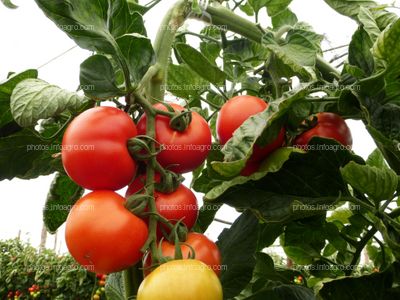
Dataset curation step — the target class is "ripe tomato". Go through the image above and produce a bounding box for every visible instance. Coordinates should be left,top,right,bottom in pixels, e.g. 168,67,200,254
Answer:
62,106,137,190
159,232,221,276
65,191,148,274
137,103,212,173
126,175,198,232
294,112,352,148
137,259,223,300
240,160,260,176
217,95,285,163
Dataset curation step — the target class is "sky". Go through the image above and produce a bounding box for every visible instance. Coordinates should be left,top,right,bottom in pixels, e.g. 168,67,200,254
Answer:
0,0,392,253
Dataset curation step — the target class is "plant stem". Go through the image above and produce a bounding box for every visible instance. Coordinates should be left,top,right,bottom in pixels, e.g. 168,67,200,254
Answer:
123,264,142,298
323,44,348,53
345,227,376,276
176,31,222,44
196,3,340,82
148,0,190,102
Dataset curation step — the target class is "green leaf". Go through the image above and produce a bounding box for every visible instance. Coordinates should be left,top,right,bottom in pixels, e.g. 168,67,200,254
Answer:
116,34,155,84
283,217,326,264
10,79,87,127
0,129,62,180
272,9,298,29
371,9,399,31
213,138,362,223
105,272,125,300
238,252,314,300
211,83,313,177
34,0,146,54
349,27,375,76
217,210,260,299
167,64,209,99
0,70,38,130
126,0,150,14
200,41,221,63
79,55,124,100
257,223,284,250
1,0,17,9
265,0,292,17
263,31,317,79
366,148,387,169
192,146,227,194
193,203,222,233
43,173,84,233
175,43,228,86
327,208,352,225
205,147,300,200
373,19,400,78
341,161,398,202
326,0,368,18
317,262,400,299
248,0,268,14
239,2,254,16
358,7,381,42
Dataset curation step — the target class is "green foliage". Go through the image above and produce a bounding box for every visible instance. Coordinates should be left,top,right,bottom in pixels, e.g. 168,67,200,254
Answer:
0,238,96,298
10,79,87,127
43,173,84,233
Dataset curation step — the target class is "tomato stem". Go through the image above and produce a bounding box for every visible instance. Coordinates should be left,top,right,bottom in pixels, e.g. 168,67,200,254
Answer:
147,0,190,102
194,2,341,82
123,264,141,297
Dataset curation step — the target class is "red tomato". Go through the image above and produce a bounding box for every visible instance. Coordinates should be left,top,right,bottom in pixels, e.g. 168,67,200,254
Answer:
65,191,148,274
126,175,198,233
217,95,285,162
62,106,137,190
137,103,212,173
294,112,352,148
160,232,222,276
240,160,260,176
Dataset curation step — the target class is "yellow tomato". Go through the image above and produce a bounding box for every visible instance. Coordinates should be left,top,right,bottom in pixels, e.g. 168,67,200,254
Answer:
137,259,223,300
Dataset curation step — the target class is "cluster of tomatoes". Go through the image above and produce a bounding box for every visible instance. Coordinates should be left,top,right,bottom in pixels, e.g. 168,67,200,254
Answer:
61,103,223,298
6,290,22,299
217,95,352,175
61,96,352,299
92,274,106,300
6,285,40,300
27,285,40,299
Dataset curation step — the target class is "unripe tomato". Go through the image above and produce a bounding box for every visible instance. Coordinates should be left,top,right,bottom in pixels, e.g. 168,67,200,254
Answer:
62,106,138,190
137,103,212,173
160,232,221,276
93,295,100,300
294,112,352,148
65,191,148,274
217,95,285,162
137,259,223,300
126,175,198,232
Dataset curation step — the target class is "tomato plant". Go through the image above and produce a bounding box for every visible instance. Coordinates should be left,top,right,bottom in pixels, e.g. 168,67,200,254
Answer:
0,239,96,298
62,106,138,191
2,0,400,299
137,103,212,173
294,112,353,148
65,191,148,274
137,259,223,300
